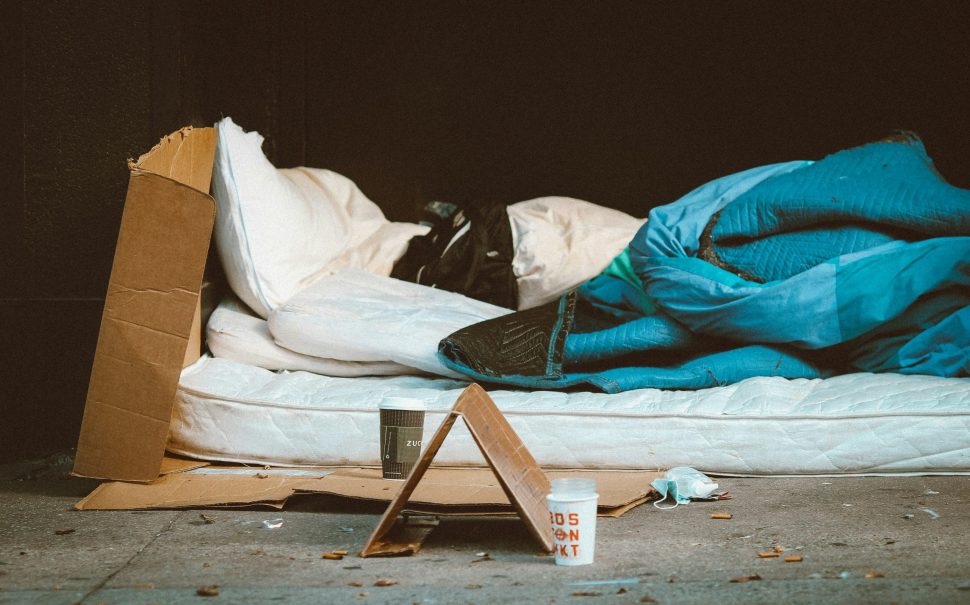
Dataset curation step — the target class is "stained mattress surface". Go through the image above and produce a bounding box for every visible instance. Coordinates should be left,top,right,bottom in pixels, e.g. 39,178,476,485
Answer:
171,356,970,475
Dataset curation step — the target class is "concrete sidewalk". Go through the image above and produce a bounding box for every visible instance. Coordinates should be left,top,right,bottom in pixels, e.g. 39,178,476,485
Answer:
1,455,968,605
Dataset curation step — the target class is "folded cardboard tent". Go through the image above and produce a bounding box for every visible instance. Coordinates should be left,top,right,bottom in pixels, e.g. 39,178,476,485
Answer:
73,125,970,502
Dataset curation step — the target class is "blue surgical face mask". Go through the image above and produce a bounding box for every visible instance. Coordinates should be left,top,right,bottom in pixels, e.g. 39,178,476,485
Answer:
651,467,718,509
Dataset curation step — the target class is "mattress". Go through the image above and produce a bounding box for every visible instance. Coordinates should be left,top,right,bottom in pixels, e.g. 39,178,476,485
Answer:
171,355,970,475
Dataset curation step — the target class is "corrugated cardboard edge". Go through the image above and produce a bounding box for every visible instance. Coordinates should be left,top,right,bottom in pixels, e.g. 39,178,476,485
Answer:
360,384,555,557
73,127,216,483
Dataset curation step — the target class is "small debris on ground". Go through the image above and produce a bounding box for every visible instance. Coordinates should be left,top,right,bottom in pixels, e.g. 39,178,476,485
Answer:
349,581,364,587
54,529,76,535
864,572,885,579
196,585,220,597
465,584,482,589
919,507,940,519
261,518,284,529
616,587,629,595
710,513,733,520
374,578,399,587
338,527,355,532
639,597,657,603
199,514,216,524
256,473,269,479
784,556,803,563
332,549,349,556
757,551,780,558
321,552,343,560
730,574,762,583
902,513,915,520
472,554,494,563
571,591,603,597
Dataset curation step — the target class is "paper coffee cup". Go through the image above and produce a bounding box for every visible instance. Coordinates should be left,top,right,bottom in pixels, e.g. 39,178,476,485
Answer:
378,396,426,480
546,478,598,565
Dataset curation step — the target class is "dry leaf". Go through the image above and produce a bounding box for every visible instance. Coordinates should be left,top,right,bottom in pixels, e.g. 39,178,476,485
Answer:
730,574,763,583
196,585,220,597
374,578,399,587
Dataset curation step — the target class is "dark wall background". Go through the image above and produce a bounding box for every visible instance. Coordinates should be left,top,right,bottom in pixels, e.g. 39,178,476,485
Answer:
2,0,969,462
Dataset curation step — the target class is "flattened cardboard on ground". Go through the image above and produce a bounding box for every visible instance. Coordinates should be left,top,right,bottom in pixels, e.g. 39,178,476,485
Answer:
75,462,659,514
73,127,217,483
299,467,658,517
362,384,555,557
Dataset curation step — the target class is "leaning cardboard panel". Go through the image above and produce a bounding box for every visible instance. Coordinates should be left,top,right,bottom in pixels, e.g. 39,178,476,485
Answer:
73,127,216,482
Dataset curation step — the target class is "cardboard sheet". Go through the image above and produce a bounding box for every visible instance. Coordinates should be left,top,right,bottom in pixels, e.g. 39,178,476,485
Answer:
75,466,658,514
73,127,217,483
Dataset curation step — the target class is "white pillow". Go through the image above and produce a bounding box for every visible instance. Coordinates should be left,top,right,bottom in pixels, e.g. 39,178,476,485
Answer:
211,118,425,317
508,197,646,309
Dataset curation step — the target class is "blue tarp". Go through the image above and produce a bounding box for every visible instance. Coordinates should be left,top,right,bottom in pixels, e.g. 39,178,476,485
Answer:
439,137,970,392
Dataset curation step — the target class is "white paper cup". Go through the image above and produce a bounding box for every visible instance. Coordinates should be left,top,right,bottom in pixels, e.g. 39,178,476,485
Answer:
378,396,426,480
546,478,598,565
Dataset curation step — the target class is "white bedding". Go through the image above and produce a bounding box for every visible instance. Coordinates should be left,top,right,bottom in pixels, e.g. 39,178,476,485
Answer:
206,295,417,377
172,355,970,475
268,269,511,378
193,117,970,476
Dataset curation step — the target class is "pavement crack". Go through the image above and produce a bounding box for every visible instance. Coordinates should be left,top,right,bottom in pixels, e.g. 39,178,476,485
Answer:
75,510,185,604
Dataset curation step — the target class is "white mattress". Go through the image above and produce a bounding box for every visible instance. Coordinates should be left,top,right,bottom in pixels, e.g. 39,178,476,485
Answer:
171,356,970,475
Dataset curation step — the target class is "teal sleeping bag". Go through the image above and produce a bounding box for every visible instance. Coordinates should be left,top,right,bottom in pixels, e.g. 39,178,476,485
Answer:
438,135,970,391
